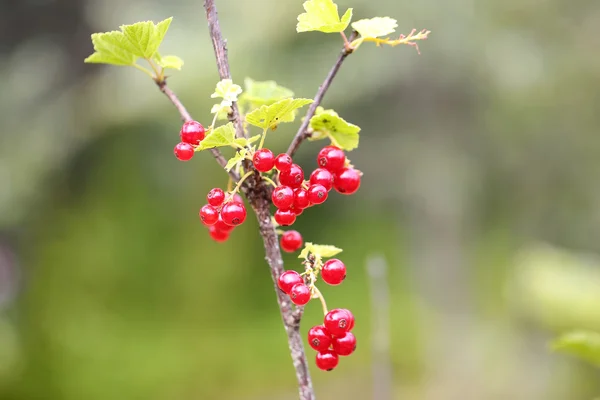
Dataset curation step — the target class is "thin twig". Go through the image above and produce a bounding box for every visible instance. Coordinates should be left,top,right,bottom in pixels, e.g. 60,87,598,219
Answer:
203,0,246,140
156,79,240,182
286,31,358,157
202,1,315,399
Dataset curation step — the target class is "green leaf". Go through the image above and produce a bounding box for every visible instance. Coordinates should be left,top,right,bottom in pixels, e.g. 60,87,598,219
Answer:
246,98,313,130
212,79,243,107
239,78,294,108
351,17,397,39
309,110,360,150
196,123,236,150
296,0,353,33
298,242,343,259
155,54,183,70
225,149,248,172
85,17,173,66
552,331,600,367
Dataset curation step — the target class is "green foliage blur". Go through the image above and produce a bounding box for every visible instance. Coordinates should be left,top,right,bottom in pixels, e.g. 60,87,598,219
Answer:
1,0,600,399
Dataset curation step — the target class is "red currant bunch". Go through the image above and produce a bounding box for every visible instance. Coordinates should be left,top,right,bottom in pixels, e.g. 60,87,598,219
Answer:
199,188,247,242
174,120,206,161
308,308,356,371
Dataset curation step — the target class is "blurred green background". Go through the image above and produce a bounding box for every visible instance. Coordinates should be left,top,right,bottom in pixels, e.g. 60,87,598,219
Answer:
1,0,600,399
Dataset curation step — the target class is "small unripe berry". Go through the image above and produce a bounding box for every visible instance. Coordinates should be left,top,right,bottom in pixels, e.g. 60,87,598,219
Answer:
290,283,311,305
321,259,346,285
180,121,206,145
221,202,247,226
174,142,194,161
274,209,296,226
207,188,225,207
308,325,333,352
272,186,295,209
274,153,293,172
280,230,303,253
315,350,339,371
332,332,356,356
278,270,303,294
199,204,219,226
253,148,275,172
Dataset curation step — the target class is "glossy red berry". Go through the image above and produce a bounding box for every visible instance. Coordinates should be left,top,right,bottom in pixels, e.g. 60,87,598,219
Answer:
310,168,334,191
208,225,229,242
308,325,333,352
324,308,352,337
317,146,345,172
174,142,194,161
339,308,355,331
290,283,311,305
293,188,310,209
214,216,235,233
280,230,303,252
221,202,247,226
180,121,206,145
333,168,361,195
274,209,296,226
274,153,293,172
292,206,304,216
199,204,219,226
332,332,356,356
315,350,339,371
272,186,295,209
278,270,303,294
279,164,304,188
253,148,275,172
321,259,346,285
207,188,225,207
307,184,328,205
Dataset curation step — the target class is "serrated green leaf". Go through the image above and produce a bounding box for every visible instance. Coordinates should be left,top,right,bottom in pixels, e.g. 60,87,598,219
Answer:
156,54,183,70
239,78,294,108
85,17,174,66
246,98,313,130
296,0,353,33
310,244,343,258
196,123,236,150
552,331,600,367
232,134,261,148
212,79,243,107
309,111,360,151
225,149,248,172
351,17,397,39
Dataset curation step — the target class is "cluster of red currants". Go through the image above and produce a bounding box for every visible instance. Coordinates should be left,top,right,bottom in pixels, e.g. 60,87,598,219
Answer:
174,121,205,161
199,188,247,242
308,309,356,371
253,145,361,226
277,258,347,306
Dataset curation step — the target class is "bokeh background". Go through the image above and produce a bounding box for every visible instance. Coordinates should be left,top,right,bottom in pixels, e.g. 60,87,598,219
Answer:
1,0,600,399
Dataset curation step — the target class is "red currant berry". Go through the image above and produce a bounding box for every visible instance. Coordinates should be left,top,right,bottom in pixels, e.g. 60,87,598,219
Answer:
317,146,345,172
280,230,303,252
199,204,219,226
208,225,230,242
333,168,361,195
274,209,296,226
332,332,356,356
324,308,352,337
215,215,235,232
310,168,334,191
339,308,355,331
308,325,333,352
315,350,339,371
307,184,328,205
253,148,275,172
221,202,247,226
180,121,206,145
293,188,310,209
279,164,304,188
274,153,293,172
207,188,225,207
292,206,304,216
321,259,346,285
277,270,303,294
290,283,311,305
174,142,194,161
272,186,295,209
